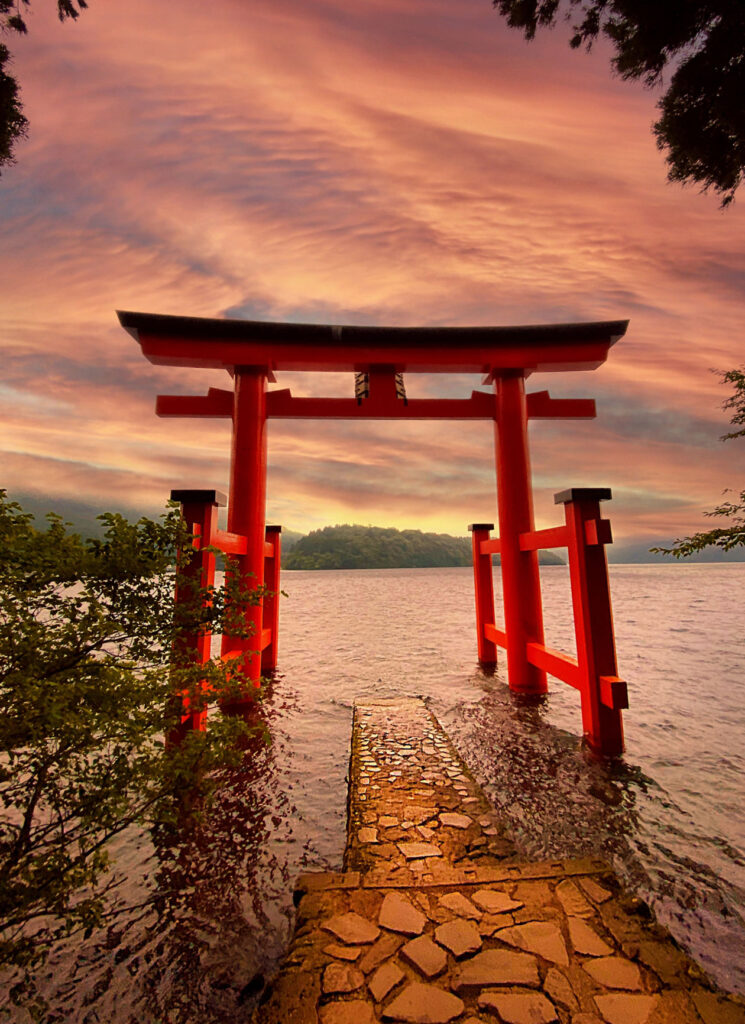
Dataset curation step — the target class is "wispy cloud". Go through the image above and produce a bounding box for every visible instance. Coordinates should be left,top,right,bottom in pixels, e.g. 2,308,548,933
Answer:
1,0,743,544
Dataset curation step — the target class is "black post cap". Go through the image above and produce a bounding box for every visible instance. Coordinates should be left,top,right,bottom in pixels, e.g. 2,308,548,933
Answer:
170,488,227,507
553,488,612,505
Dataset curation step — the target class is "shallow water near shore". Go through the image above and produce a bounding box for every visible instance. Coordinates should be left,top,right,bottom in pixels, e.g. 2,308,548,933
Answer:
9,563,745,1022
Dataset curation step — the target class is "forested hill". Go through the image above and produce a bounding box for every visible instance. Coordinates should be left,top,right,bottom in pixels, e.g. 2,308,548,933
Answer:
282,524,564,570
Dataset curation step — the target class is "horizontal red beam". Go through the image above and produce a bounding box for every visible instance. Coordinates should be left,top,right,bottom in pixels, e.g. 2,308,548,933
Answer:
212,529,247,556
480,538,502,555
157,387,233,418
156,386,602,423
484,623,507,648
519,525,570,551
222,648,243,663
260,628,272,651
526,641,582,689
136,335,616,374
265,389,496,420
526,391,596,419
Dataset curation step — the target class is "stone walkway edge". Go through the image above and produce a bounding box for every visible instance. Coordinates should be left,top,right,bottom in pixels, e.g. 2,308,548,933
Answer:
252,698,745,1024
296,857,610,893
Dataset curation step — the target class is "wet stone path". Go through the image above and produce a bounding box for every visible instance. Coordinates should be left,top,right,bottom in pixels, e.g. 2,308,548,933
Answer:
253,698,745,1024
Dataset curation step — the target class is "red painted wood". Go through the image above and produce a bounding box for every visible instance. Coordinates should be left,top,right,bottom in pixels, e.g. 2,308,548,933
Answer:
526,391,596,419
469,524,498,666
139,335,615,373
220,368,268,697
265,388,497,419
584,518,613,546
120,311,628,374
157,385,602,423
495,373,547,695
559,492,625,756
519,524,570,551
600,675,628,710
212,529,248,555
168,496,220,744
262,526,282,672
525,641,582,690
133,312,630,753
484,622,507,648
156,387,234,418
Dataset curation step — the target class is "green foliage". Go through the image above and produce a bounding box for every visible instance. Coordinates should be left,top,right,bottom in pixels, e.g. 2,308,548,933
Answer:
0,491,259,971
283,523,564,570
0,41,26,167
1,0,87,172
285,524,472,570
651,368,745,557
493,0,745,206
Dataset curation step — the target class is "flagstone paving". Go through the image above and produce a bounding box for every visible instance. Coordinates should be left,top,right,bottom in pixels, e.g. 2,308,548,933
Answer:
253,698,745,1024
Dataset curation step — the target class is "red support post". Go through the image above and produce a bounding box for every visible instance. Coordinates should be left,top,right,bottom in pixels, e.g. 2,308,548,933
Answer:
168,488,226,744
556,488,626,757
494,372,548,694
221,367,268,694
469,523,498,666
261,526,282,672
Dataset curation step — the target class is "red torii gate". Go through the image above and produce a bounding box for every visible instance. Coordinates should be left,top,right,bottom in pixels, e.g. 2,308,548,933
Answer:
121,311,629,756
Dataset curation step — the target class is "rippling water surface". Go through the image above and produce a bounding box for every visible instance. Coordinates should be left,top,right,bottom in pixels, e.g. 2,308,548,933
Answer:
13,563,745,1021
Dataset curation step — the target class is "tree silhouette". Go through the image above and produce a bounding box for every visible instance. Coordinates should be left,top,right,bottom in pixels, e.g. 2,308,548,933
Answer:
493,1,745,206
652,368,745,556
1,1,87,172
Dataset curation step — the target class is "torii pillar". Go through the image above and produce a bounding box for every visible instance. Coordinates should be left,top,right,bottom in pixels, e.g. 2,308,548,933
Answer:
225,368,268,683
495,371,547,694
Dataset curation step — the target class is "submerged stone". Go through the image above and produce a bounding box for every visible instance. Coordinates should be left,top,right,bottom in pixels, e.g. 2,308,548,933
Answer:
438,892,481,920
398,842,442,860
568,917,615,957
496,921,569,966
434,918,483,958
477,990,559,1023
584,955,642,990
594,993,659,1024
369,961,405,1002
322,962,365,994
472,889,523,914
439,812,472,829
451,948,540,990
382,982,465,1023
379,892,427,936
401,934,448,979
323,912,380,946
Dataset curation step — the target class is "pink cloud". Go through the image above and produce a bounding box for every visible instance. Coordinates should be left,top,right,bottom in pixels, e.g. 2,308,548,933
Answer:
1,0,743,546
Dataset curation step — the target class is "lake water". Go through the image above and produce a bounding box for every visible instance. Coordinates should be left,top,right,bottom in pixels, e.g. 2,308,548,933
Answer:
12,563,745,1022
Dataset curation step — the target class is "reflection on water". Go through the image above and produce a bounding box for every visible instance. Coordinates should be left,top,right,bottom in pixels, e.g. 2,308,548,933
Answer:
6,564,745,1019
17,688,298,1024
441,665,745,995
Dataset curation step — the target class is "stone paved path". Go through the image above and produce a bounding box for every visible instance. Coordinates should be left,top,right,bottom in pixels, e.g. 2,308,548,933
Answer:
253,699,745,1024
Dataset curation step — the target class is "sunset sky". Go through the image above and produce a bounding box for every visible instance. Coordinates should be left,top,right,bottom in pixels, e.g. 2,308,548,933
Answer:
2,0,744,550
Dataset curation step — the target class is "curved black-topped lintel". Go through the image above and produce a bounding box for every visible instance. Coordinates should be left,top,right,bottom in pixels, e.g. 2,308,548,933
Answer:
118,310,628,374
118,309,628,348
